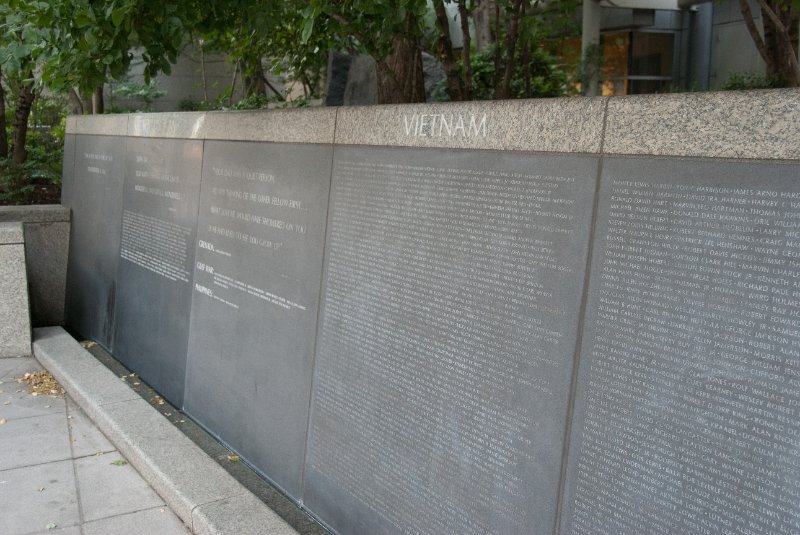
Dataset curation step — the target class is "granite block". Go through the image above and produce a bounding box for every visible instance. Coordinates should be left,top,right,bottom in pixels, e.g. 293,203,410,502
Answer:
333,97,607,153
192,493,297,535
128,112,206,139
0,238,30,357
604,88,800,159
24,221,69,327
202,108,337,144
33,327,140,410
33,328,280,532
0,222,24,244
0,205,70,223
91,397,245,523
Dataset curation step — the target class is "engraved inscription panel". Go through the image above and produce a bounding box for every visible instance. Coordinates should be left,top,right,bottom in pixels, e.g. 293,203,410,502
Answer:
112,137,203,405
64,135,126,348
304,146,599,535
184,141,332,499
563,157,800,535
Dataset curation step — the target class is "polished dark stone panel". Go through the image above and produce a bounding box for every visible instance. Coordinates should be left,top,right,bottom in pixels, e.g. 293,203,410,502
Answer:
63,135,126,348
561,156,800,535
184,141,333,499
304,146,599,535
111,137,203,406
61,134,76,207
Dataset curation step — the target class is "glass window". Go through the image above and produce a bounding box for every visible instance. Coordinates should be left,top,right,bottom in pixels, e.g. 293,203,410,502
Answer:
600,31,674,96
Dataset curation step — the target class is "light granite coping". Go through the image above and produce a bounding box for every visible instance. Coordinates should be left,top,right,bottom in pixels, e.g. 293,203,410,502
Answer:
32,327,298,535
202,108,337,144
128,112,207,139
603,88,800,160
0,205,70,223
0,222,24,244
333,97,607,153
69,113,129,136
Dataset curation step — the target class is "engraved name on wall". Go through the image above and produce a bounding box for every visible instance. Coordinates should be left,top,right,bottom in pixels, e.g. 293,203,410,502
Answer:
305,146,599,535
563,157,800,535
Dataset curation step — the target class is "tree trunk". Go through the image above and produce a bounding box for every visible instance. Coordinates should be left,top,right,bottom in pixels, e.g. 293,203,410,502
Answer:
739,0,800,87
457,0,473,100
496,0,524,99
473,0,493,52
11,80,35,165
0,66,8,159
434,0,463,100
244,58,267,98
92,87,104,114
375,15,425,104
493,1,502,94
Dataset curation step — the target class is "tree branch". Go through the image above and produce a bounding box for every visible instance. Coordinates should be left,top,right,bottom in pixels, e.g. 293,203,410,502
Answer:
739,0,772,69
756,0,800,85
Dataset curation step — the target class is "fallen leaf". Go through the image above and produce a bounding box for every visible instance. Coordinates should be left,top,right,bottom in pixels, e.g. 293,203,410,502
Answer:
150,396,165,406
227,455,240,462
3,401,9,405
38,487,45,492
80,340,97,349
165,412,172,417
111,460,128,466
133,382,140,386
18,371,64,397
0,419,6,425
44,405,51,409
46,523,57,530
160,508,165,513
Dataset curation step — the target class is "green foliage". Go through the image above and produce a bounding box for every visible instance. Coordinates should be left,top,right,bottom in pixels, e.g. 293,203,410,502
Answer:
110,78,166,110
232,94,274,110
0,91,63,204
27,0,191,93
720,72,781,91
303,0,429,60
0,157,60,204
433,43,571,101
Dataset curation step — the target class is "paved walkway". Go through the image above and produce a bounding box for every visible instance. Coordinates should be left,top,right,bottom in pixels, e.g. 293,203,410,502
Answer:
0,355,189,535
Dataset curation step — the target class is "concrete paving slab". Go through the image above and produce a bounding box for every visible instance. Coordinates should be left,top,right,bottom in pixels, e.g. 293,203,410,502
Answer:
75,451,166,522
27,527,81,535
65,398,115,457
83,507,189,535
0,384,65,420
0,356,41,381
0,413,71,471
0,459,80,535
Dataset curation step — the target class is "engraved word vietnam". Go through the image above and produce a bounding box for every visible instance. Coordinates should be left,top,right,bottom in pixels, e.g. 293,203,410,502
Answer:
403,113,487,138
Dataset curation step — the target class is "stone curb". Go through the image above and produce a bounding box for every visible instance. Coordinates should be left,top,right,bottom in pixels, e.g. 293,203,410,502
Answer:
32,326,298,535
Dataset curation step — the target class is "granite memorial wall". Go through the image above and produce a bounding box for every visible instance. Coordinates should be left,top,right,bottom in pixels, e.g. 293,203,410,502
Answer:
62,90,800,535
